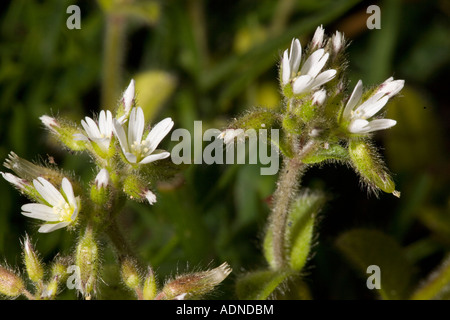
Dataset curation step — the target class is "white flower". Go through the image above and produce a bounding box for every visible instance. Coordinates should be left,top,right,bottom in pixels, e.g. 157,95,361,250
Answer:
118,79,136,124
1,172,28,191
73,110,114,154
95,169,109,189
143,189,157,205
39,115,59,134
21,177,80,233
342,78,404,134
113,107,174,165
281,38,336,95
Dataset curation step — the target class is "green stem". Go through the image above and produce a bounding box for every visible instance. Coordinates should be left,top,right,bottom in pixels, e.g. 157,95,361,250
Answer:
105,218,138,263
269,140,316,269
102,12,126,111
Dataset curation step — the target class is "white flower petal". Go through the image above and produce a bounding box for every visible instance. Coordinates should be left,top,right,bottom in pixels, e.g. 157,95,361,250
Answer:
289,38,302,77
83,117,102,139
124,152,137,163
38,222,70,233
140,151,170,165
144,117,174,154
61,178,76,207
310,69,336,89
292,75,313,95
128,107,145,147
348,119,370,133
356,94,389,119
377,78,404,98
300,49,327,78
33,177,65,207
343,80,363,120
113,119,130,153
123,79,135,113
361,119,397,133
281,50,290,85
21,203,59,221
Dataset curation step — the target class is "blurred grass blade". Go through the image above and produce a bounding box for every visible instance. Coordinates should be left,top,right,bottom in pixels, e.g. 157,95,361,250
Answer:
411,255,450,300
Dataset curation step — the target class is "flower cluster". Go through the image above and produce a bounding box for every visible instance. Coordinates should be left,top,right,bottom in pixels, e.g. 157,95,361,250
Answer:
2,79,174,234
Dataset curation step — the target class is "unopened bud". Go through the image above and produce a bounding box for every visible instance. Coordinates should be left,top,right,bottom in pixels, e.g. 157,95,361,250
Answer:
40,115,86,151
75,228,99,299
91,169,110,205
0,265,25,297
159,262,232,300
116,79,136,124
123,175,157,205
310,25,325,50
121,257,141,290
143,267,157,300
22,235,44,283
312,89,327,106
40,115,59,134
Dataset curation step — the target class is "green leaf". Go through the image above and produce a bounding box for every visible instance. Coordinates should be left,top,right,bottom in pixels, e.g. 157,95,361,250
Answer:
335,228,416,300
411,255,450,300
263,191,325,272
236,269,292,300
286,192,325,272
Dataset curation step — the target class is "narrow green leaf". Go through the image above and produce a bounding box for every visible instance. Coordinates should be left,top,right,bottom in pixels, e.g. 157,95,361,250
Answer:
236,269,292,300
286,192,325,272
336,228,415,300
411,255,450,300
263,191,325,272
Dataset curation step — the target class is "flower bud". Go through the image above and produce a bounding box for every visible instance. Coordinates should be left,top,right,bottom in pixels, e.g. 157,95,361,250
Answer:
158,262,232,300
310,25,325,50
0,265,25,297
90,169,110,205
22,235,44,283
75,228,99,299
348,139,398,195
143,267,157,300
120,257,141,290
123,175,157,205
116,79,136,124
40,115,87,151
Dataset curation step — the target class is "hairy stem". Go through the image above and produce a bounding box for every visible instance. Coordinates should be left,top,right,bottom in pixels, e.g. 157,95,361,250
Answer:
269,140,316,269
105,219,137,263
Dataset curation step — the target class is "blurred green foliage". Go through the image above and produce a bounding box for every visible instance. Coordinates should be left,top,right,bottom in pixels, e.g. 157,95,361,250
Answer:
0,0,449,299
